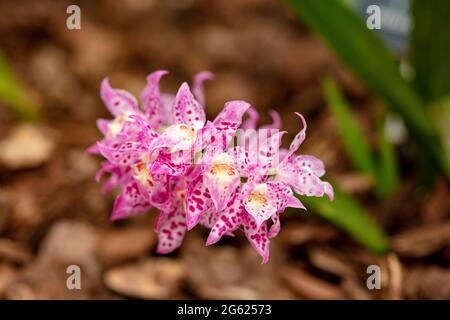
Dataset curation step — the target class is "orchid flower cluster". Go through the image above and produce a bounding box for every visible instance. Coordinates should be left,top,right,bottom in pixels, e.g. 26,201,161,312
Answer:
89,70,333,263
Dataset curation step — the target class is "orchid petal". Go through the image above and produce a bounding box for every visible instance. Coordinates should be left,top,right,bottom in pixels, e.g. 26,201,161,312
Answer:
111,180,151,221
213,100,251,146
155,205,187,254
186,175,212,230
100,78,138,117
228,146,257,176
203,153,241,211
192,71,214,106
140,70,169,128
172,82,205,127
241,106,259,130
295,154,326,177
261,110,282,131
284,112,307,159
206,189,243,245
244,218,270,264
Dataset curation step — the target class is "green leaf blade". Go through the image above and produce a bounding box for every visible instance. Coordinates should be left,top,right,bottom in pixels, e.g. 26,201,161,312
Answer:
322,76,375,175
299,189,390,255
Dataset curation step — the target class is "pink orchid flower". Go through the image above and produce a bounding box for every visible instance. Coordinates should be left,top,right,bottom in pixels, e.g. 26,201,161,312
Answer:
91,70,333,263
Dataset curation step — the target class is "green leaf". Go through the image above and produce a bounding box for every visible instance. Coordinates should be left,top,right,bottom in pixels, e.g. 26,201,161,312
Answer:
375,116,400,198
321,76,375,174
430,96,450,165
411,0,450,101
0,50,39,120
299,188,390,254
287,0,450,178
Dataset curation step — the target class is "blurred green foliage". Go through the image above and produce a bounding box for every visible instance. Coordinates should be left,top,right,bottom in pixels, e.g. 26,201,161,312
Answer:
300,189,389,254
0,50,39,120
288,0,450,254
411,0,450,101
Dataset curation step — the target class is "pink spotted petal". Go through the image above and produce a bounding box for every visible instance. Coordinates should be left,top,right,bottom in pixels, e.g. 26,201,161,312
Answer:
161,93,175,124
97,141,145,167
141,70,169,128
213,100,251,146
256,130,287,172
142,173,172,211
192,71,214,106
149,123,197,153
243,186,277,229
110,181,151,221
244,218,270,264
203,159,241,212
156,205,187,254
277,164,331,199
284,112,307,160
151,150,192,176
206,189,244,245
268,212,281,239
172,82,205,127
100,78,138,117
186,175,212,230
228,146,257,176
294,154,326,177
193,121,214,154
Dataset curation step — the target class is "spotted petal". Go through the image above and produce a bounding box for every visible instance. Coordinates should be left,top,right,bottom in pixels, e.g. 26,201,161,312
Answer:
276,164,333,200
206,188,244,245
243,217,270,264
228,146,257,176
260,110,282,131
172,82,205,127
192,71,214,106
203,153,241,212
186,174,212,230
213,100,251,146
284,112,307,160
111,180,151,221
100,78,138,117
140,70,168,128
155,205,187,254
294,154,326,177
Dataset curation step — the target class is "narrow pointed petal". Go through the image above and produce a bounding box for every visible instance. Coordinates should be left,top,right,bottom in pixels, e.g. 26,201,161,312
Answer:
96,118,110,135
244,218,270,264
213,100,251,146
241,106,259,130
206,190,243,245
172,82,205,127
261,110,282,131
141,70,169,128
156,205,187,254
100,78,138,117
186,175,212,230
323,181,334,201
192,71,214,106
285,112,307,159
